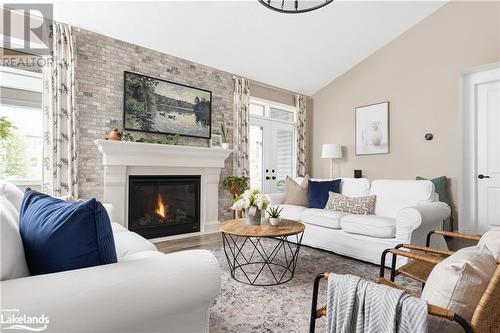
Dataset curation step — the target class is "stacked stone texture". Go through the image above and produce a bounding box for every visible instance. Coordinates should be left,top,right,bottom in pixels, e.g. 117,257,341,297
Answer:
75,28,234,221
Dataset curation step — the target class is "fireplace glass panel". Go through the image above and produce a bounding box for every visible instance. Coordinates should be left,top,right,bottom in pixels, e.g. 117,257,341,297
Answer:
128,176,200,239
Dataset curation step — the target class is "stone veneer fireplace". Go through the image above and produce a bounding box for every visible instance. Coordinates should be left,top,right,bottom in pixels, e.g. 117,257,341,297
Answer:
94,139,232,240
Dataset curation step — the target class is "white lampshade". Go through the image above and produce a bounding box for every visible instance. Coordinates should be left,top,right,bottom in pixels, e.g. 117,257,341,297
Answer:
321,144,342,159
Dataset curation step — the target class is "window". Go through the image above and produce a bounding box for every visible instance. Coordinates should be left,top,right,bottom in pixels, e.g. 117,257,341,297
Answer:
269,107,294,122
249,103,265,117
248,98,296,193
0,67,43,186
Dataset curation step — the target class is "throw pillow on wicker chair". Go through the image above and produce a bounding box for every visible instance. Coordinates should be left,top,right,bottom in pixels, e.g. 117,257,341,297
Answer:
421,245,496,333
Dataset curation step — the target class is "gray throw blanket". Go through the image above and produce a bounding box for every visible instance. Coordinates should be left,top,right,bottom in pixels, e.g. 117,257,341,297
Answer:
326,274,428,333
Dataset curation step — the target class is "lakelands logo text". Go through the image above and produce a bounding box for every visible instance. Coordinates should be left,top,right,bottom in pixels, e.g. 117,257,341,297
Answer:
1,309,50,331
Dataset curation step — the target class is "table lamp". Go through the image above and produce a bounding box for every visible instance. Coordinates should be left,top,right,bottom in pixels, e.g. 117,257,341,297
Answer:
321,144,342,179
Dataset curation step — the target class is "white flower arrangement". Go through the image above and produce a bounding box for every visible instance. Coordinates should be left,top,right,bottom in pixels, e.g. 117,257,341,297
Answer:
231,189,270,211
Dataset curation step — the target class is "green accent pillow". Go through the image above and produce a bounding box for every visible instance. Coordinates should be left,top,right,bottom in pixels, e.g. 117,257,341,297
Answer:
416,176,450,206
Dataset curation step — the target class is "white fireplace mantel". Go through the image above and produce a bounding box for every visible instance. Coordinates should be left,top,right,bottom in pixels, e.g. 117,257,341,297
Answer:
94,139,232,241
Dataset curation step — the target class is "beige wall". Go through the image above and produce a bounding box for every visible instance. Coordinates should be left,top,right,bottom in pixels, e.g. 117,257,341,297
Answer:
311,1,500,221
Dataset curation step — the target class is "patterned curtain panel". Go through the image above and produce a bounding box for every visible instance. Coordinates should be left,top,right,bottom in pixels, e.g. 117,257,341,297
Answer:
233,76,250,177
295,94,307,177
42,23,79,197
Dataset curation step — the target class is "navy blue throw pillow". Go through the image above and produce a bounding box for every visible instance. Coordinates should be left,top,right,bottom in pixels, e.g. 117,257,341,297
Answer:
308,179,342,209
19,190,117,275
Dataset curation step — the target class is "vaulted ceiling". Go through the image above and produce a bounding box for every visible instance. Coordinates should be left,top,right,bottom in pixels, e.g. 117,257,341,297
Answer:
54,1,447,95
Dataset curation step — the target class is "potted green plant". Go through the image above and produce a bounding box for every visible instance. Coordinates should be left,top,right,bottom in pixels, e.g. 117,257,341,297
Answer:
232,189,270,225
220,123,229,150
223,176,249,218
267,206,284,226
223,176,249,199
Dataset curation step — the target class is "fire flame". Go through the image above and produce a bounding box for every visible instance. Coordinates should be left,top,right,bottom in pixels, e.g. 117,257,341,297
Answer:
155,193,168,219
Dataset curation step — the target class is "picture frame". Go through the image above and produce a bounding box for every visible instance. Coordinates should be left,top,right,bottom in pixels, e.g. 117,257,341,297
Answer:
355,101,390,155
210,134,223,148
123,71,212,139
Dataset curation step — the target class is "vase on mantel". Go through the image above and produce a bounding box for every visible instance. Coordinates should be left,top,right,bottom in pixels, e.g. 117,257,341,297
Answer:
107,130,121,141
245,208,262,225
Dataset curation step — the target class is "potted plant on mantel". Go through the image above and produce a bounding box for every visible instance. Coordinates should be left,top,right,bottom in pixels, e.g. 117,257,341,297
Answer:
106,128,134,142
220,123,229,150
106,128,121,141
223,176,249,218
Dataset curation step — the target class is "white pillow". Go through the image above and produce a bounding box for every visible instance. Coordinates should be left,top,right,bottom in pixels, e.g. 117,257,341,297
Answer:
0,181,24,213
336,177,370,197
421,246,497,333
0,197,30,280
478,228,500,260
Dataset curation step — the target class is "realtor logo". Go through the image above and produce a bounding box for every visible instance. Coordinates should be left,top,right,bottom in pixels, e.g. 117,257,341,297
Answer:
1,309,50,331
2,4,53,55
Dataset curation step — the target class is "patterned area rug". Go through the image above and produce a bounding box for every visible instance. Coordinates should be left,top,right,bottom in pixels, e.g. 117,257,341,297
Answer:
208,239,420,333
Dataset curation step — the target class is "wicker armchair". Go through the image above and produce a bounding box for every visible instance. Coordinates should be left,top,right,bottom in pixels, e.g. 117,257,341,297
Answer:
310,264,500,333
382,230,482,285
310,272,475,333
310,230,499,333
375,239,500,333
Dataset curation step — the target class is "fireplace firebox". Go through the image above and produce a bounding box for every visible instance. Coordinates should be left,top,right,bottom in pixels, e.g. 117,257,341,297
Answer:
128,175,201,239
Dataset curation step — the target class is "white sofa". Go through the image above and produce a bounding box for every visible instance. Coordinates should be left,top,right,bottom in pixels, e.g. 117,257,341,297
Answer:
0,181,220,333
269,178,450,267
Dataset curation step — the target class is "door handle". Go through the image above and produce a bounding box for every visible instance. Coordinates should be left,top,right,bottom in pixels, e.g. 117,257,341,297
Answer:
478,174,491,179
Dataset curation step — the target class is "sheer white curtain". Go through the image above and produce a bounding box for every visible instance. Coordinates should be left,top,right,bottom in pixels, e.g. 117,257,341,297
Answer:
42,22,79,197
295,94,307,177
233,76,250,177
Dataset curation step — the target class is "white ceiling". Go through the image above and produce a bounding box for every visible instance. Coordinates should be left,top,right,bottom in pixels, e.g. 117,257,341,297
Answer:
53,1,447,95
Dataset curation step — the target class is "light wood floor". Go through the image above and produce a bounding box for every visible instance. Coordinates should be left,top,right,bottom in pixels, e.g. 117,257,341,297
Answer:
155,232,223,254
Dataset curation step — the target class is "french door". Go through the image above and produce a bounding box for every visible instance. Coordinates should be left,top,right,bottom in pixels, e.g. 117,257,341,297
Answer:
476,71,500,233
461,66,500,234
248,100,296,194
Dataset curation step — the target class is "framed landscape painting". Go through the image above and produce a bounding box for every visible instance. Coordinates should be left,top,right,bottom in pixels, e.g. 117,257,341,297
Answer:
355,101,389,155
123,71,212,138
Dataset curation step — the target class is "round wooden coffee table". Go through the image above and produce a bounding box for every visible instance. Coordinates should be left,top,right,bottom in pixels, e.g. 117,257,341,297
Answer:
220,218,305,286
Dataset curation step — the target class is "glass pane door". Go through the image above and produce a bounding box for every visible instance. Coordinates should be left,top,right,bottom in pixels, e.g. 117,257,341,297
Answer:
275,128,294,192
249,118,295,193
249,125,263,191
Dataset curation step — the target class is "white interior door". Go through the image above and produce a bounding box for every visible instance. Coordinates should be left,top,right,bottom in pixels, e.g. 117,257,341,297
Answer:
477,77,500,233
249,118,295,193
